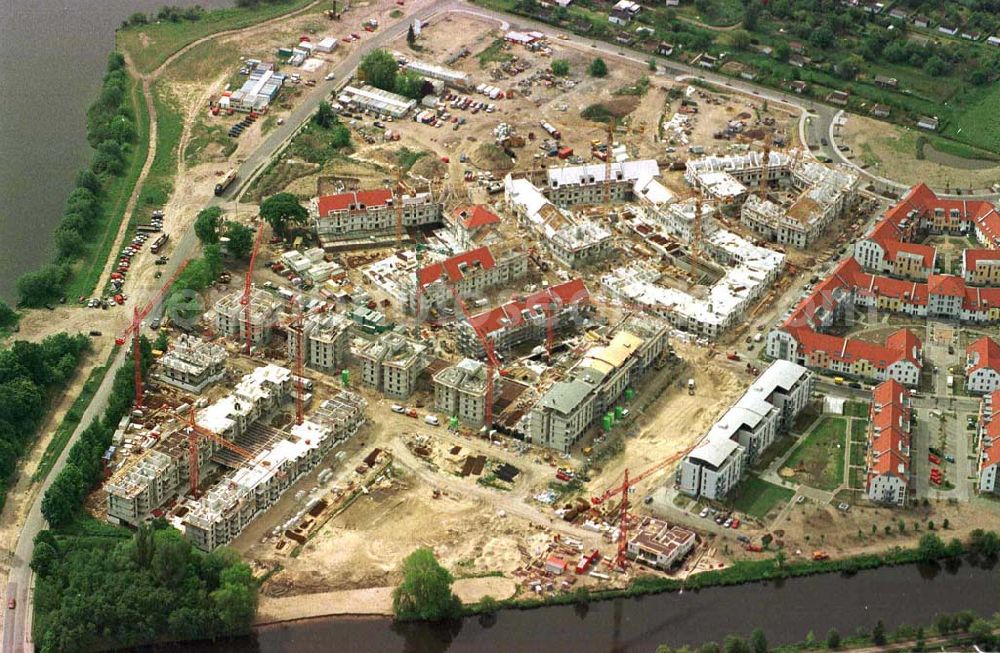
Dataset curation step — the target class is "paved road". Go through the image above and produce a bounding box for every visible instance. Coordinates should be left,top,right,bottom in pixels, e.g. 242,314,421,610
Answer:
0,4,463,651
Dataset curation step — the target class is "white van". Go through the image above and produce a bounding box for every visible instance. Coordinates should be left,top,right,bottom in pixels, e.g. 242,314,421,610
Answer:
424,415,440,426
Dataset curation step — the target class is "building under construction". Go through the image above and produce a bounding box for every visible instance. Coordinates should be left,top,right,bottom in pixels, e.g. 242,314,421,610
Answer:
456,278,591,357
543,159,660,207
287,311,352,373
433,358,494,427
105,363,368,550
153,335,227,393
627,517,697,570
410,245,528,314
527,315,669,452
356,331,429,399
310,188,442,248
504,176,612,269
213,288,283,347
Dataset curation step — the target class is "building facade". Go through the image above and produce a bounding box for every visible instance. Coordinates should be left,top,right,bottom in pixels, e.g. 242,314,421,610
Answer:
865,379,911,507
355,331,429,399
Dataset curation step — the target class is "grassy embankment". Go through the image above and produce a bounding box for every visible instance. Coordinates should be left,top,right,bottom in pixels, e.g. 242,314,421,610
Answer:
64,72,151,300
32,354,114,482
117,0,319,75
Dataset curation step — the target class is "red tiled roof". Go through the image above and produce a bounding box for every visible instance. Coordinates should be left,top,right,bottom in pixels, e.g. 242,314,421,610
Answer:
966,336,1000,375
470,279,590,335
885,329,921,364
416,246,497,288
453,205,501,230
965,249,1000,269
887,241,936,268
868,379,910,481
317,188,393,215
928,274,965,297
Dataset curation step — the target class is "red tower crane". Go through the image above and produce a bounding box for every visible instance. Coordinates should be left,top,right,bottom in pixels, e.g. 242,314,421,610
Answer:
180,409,260,495
240,221,267,356
449,284,501,427
114,259,190,409
542,300,558,360
591,447,693,570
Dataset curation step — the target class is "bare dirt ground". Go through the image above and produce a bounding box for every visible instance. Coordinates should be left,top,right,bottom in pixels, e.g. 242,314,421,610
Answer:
842,114,1000,189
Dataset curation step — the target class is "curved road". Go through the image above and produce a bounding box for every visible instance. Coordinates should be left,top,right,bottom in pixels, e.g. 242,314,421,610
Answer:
4,3,982,650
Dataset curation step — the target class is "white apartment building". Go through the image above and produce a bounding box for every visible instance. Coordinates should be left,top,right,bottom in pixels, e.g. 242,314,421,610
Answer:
433,358,494,427
355,331,429,399
287,311,352,374
153,335,227,393
311,188,441,244
679,361,813,500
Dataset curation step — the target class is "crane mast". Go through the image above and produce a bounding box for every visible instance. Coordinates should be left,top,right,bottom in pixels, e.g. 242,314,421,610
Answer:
240,221,267,356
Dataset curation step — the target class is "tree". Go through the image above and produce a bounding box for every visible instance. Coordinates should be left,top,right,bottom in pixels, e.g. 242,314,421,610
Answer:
75,169,102,195
407,23,417,47
194,206,223,245
914,626,925,652
314,101,336,129
259,193,307,241
723,635,749,653
16,264,68,307
775,42,791,62
810,25,835,49
804,630,816,648
395,70,426,99
774,549,786,568
360,49,398,92
872,620,886,646
743,1,760,30
478,595,499,614
825,628,840,649
648,58,657,72
730,30,752,51
392,547,461,621
0,301,17,329
918,533,945,560
551,59,571,76
970,529,1000,556
935,613,955,635
943,518,950,529
749,628,767,653
224,222,254,259
700,643,721,653
970,619,992,645
589,57,608,78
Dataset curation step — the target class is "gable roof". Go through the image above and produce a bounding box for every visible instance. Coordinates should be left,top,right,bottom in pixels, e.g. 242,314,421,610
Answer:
416,246,497,288
967,336,1000,375
453,205,501,230
317,188,393,215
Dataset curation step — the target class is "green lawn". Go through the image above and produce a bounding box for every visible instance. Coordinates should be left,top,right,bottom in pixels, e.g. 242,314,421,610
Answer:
783,416,848,492
751,434,796,471
138,83,184,211
844,401,869,418
729,476,794,520
117,0,317,75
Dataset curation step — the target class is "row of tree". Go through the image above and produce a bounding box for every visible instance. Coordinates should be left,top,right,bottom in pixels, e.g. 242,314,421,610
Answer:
0,334,91,510
122,4,206,28
17,51,139,307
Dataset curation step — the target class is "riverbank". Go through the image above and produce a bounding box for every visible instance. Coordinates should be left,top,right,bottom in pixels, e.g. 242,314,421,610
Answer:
255,576,518,624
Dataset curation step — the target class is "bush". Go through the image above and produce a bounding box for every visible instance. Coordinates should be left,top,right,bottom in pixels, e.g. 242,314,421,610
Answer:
589,57,608,77
551,59,570,76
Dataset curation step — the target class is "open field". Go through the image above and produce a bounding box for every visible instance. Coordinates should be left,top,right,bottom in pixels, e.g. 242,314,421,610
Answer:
841,115,1000,190
117,0,319,74
783,417,847,492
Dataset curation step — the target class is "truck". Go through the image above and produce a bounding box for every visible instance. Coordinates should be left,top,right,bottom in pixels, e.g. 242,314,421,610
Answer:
214,169,239,196
726,352,741,361
687,378,696,395
947,374,955,389
540,121,561,139
150,233,169,254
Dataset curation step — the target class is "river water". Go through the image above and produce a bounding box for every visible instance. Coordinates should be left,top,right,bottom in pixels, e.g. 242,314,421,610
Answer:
0,0,228,302
148,558,998,653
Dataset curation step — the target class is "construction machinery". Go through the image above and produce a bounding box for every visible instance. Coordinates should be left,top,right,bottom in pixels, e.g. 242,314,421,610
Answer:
114,259,191,409
240,221,267,355
449,284,500,427
591,446,693,570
